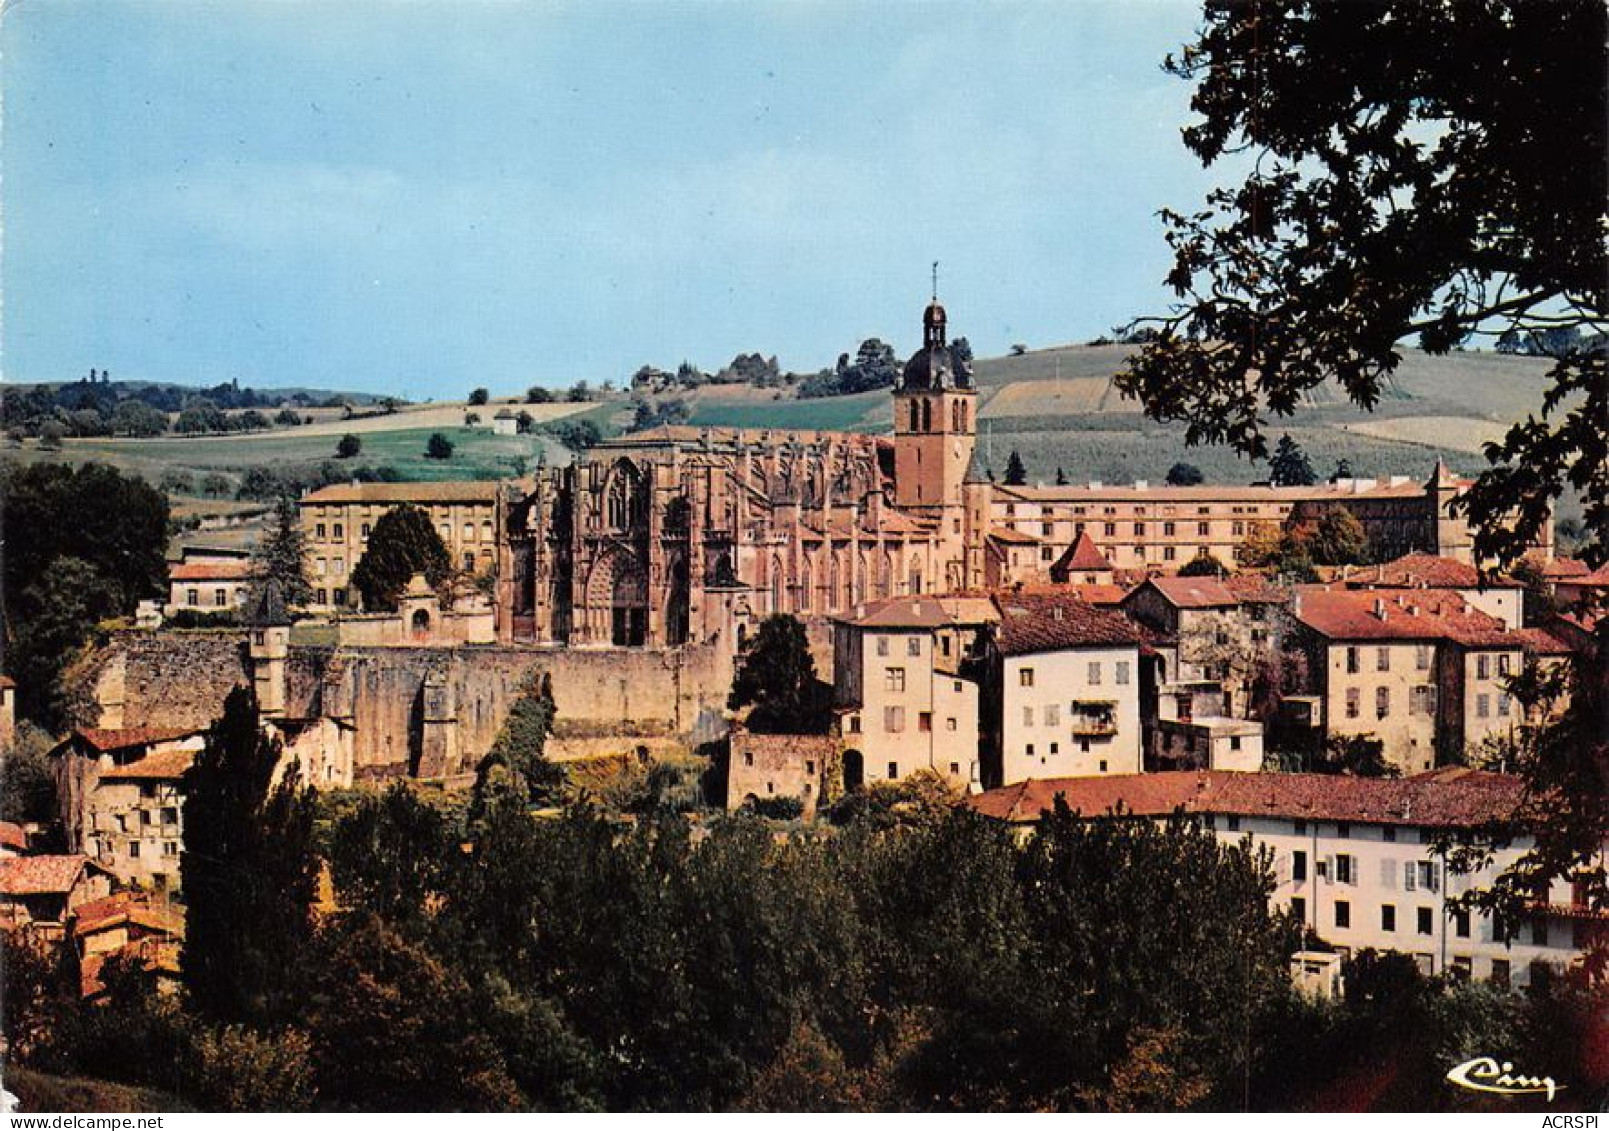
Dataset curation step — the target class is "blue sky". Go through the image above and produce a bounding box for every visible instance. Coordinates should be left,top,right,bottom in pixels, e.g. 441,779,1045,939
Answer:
3,0,1220,399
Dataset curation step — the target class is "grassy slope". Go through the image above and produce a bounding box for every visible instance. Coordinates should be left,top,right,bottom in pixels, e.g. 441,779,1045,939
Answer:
4,1065,197,1113
685,343,1556,489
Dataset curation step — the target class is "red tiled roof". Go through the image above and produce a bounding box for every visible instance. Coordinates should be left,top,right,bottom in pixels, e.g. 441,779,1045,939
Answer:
0,822,27,852
1568,562,1609,587
1069,584,1129,607
1056,530,1112,573
1294,588,1517,646
72,726,201,754
1533,555,1590,580
169,561,255,581
1129,576,1241,609
989,526,1041,545
0,675,14,690
995,592,1147,656
0,854,102,896
1344,552,1486,590
99,748,195,782
73,891,185,939
966,768,1523,829
1223,574,1289,604
845,595,999,629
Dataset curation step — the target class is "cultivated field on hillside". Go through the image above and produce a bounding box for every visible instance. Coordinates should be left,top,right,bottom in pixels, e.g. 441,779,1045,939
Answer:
281,399,584,437
683,342,1557,490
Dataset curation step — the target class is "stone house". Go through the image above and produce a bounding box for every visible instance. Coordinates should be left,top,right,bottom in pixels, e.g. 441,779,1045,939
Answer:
87,747,193,893
51,727,207,858
724,730,840,819
164,547,256,617
833,595,995,792
1291,588,1576,772
969,768,1602,988
1119,573,1289,720
0,855,115,938
72,891,184,1001
985,590,1150,787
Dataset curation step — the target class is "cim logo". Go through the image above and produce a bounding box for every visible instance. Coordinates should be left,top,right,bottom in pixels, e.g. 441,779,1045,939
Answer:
1446,1056,1564,1102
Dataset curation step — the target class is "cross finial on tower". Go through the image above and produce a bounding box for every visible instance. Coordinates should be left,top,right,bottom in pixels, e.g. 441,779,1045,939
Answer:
931,261,939,301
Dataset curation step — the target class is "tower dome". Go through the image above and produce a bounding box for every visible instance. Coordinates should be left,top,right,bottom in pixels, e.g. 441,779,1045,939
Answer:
901,297,972,391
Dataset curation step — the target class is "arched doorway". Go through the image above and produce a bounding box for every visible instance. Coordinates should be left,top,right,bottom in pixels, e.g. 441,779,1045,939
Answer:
665,554,691,647
841,749,864,793
586,547,648,646
410,609,431,640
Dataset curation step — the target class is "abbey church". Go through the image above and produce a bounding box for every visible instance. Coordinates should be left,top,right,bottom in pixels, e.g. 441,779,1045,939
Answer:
500,298,991,648
298,298,1550,652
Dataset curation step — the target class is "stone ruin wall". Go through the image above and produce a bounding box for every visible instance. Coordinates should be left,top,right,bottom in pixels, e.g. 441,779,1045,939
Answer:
77,630,737,781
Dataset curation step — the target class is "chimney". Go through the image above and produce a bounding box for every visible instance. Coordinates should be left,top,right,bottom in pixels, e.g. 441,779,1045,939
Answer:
1374,597,1387,621
1134,479,1149,490
1088,480,1103,489
1053,606,1065,621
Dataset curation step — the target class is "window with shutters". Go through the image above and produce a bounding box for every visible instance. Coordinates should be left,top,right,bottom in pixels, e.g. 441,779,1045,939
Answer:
1020,668,1035,687
1416,644,1431,671
907,636,922,657
1346,688,1360,719
1334,901,1350,929
1022,706,1034,727
876,636,890,657
1335,854,1355,885
1477,654,1490,680
1376,686,1390,719
1088,662,1102,685
883,706,905,733
1346,647,1360,674
1377,647,1391,672
884,668,905,693
1116,661,1130,685
1044,704,1059,727
1292,851,1308,883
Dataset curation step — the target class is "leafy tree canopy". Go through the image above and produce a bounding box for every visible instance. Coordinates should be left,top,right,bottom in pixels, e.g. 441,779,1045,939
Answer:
1117,0,1607,567
1165,461,1203,486
728,614,831,734
350,504,453,611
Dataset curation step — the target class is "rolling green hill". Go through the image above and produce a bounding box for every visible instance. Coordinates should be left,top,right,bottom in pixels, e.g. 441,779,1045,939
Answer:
685,343,1558,491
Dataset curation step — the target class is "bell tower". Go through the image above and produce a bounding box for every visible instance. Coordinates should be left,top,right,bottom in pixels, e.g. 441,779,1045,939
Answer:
892,287,978,513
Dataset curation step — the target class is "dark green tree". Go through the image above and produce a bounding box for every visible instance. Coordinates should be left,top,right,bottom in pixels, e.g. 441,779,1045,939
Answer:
1331,458,1354,482
1177,552,1226,578
111,399,167,437
468,387,490,406
1117,0,1606,568
728,614,831,734
180,687,319,1026
1165,461,1204,486
1003,450,1028,486
1268,435,1316,487
304,914,523,1110
249,497,313,609
1055,466,1068,486
477,672,564,805
1,463,169,725
424,432,455,460
335,433,362,459
349,504,452,611
1304,505,1370,567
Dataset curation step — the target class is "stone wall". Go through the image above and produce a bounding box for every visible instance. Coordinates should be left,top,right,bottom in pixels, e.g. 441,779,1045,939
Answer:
75,630,736,783
76,630,252,730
